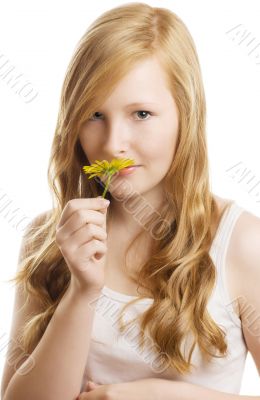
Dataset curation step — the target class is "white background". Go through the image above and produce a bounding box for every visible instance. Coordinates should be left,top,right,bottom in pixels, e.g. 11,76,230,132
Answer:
0,0,259,395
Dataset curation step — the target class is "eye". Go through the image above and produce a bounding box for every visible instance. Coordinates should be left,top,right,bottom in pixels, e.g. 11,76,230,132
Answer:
134,110,152,120
89,112,104,121
88,110,153,121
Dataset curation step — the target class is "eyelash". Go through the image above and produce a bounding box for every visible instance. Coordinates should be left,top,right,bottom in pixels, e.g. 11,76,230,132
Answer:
89,110,153,121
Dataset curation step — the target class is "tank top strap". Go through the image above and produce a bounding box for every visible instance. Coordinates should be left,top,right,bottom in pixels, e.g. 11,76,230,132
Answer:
210,200,245,326
210,200,245,256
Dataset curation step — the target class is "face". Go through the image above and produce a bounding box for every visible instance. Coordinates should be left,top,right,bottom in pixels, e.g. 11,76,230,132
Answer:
79,56,179,206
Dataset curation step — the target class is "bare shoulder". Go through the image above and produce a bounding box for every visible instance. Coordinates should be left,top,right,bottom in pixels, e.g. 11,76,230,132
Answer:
211,194,234,235
26,209,52,231
213,193,234,214
226,205,260,317
226,207,260,372
228,207,260,273
212,194,260,253
211,195,260,316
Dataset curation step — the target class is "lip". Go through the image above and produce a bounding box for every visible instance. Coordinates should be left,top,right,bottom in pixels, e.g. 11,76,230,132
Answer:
117,165,141,176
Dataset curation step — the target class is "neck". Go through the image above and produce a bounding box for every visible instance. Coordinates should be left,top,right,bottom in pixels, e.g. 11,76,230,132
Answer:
107,192,165,237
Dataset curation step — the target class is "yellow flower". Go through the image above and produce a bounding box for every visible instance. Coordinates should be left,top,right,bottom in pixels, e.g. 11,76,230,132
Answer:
82,158,135,198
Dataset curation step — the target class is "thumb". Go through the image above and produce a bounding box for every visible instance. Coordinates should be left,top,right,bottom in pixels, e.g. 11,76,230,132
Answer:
94,196,109,261
97,196,109,229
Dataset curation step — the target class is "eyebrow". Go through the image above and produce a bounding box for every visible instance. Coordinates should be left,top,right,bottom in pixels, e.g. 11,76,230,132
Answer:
96,102,159,113
124,102,159,108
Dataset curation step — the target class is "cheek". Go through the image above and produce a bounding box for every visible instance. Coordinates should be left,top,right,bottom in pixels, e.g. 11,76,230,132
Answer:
143,130,178,167
143,115,178,159
78,132,97,159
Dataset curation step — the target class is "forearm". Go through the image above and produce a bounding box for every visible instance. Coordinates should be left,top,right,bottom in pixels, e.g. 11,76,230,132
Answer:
155,379,260,400
4,282,100,400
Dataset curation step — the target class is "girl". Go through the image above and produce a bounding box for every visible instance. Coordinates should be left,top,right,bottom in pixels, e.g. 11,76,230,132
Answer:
1,3,260,400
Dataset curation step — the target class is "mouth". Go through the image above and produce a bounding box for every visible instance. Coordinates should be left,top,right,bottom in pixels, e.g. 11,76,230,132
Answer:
117,165,142,176
124,164,141,169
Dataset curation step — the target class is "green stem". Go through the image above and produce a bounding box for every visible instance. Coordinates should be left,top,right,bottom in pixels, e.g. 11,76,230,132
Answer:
102,173,113,198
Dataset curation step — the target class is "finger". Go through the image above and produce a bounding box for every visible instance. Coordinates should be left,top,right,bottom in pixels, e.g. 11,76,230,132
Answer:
62,227,107,256
89,381,100,389
57,197,109,229
77,239,107,265
86,382,94,392
57,209,105,240
57,220,107,247
85,380,100,392
96,197,109,232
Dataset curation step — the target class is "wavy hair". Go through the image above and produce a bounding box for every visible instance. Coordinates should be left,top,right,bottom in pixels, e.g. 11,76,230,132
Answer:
9,2,230,375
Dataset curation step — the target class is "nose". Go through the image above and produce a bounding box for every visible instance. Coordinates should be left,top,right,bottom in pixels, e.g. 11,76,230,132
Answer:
102,117,131,155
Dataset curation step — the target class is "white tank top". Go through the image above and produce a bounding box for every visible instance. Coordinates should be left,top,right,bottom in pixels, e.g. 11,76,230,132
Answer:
80,201,248,394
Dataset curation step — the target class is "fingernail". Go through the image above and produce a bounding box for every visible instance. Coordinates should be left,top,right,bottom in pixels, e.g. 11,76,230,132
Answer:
98,196,109,204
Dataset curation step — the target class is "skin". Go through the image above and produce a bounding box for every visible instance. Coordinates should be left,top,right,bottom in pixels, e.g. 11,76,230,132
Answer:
78,55,179,235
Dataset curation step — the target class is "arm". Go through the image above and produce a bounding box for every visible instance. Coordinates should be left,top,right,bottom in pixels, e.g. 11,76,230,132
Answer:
72,378,260,399
2,199,109,400
154,380,260,400
3,281,100,400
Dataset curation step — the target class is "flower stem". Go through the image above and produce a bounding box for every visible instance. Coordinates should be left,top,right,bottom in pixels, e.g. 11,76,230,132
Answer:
102,173,113,198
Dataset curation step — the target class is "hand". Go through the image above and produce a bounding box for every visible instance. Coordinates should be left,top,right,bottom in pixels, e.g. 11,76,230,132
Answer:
77,379,157,400
55,196,110,293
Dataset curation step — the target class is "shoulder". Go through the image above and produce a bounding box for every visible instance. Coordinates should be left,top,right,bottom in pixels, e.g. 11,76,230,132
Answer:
227,207,260,373
225,203,260,298
213,195,260,261
29,209,52,228
19,209,53,260
213,194,260,310
24,209,53,235
227,205,260,316
229,207,260,273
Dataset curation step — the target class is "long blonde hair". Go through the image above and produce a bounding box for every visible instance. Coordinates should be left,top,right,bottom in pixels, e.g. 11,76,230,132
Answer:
9,2,229,375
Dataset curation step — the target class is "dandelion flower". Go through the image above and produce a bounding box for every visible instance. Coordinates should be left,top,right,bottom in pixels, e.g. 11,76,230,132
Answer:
82,158,135,198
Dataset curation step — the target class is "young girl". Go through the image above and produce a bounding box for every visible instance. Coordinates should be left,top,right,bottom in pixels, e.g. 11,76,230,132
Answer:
1,3,260,400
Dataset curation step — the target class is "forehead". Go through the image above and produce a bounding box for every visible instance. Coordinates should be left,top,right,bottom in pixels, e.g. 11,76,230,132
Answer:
100,57,173,109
